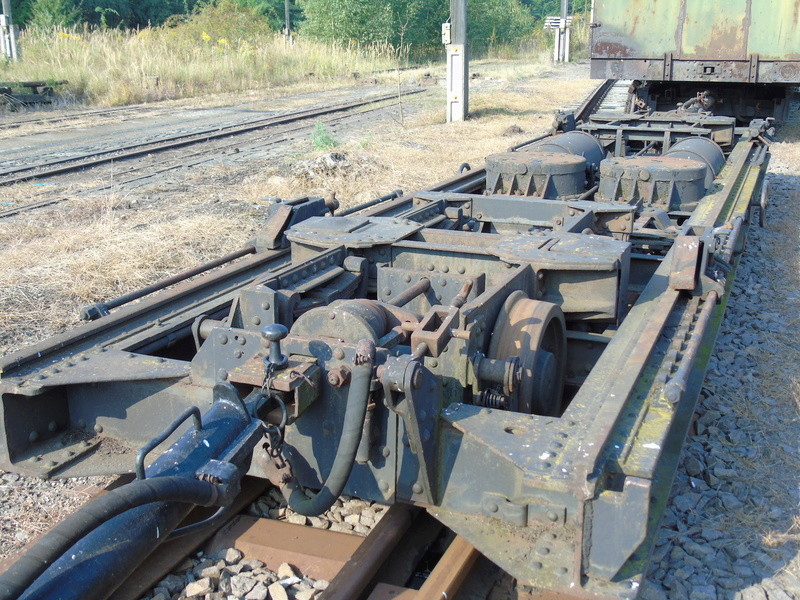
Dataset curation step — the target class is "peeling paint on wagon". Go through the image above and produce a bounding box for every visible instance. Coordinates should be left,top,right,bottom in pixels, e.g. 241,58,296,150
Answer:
591,0,800,85
749,0,800,59
680,0,748,60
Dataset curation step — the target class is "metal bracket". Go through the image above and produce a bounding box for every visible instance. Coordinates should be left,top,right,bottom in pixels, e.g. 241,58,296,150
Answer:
663,52,673,80
749,54,760,84
669,235,702,291
380,355,439,504
481,493,528,526
587,476,651,580
411,305,459,357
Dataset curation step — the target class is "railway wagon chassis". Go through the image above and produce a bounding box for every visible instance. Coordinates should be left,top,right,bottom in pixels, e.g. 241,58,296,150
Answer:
0,108,771,599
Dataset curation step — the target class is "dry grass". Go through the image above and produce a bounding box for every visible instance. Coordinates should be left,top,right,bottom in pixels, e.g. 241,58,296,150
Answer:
0,190,259,354
0,24,401,106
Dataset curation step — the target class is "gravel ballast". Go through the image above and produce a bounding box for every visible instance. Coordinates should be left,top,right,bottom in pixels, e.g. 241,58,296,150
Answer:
140,548,329,600
641,140,800,599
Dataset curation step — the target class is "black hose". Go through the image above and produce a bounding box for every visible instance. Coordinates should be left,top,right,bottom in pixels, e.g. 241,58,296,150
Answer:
0,477,222,600
284,359,374,516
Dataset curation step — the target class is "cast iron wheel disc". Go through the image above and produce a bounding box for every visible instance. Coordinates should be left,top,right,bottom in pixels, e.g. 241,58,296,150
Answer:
488,290,567,416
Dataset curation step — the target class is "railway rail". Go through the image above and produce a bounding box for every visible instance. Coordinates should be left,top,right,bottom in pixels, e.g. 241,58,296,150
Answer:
0,89,423,188
0,98,413,220
0,70,780,600
0,105,142,131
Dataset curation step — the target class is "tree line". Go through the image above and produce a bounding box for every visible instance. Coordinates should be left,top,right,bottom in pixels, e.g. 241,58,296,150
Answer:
8,0,588,51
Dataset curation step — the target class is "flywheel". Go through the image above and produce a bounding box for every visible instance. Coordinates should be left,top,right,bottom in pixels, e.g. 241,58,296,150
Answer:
488,291,567,416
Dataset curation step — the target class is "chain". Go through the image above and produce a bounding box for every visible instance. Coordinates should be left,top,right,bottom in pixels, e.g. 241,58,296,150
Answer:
258,361,288,465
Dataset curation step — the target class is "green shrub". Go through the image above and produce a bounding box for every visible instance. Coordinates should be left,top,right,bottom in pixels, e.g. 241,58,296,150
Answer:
311,122,339,150
28,0,81,29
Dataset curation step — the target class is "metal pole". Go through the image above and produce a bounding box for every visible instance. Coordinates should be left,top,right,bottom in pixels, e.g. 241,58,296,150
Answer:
446,0,469,122
284,0,292,44
559,0,568,62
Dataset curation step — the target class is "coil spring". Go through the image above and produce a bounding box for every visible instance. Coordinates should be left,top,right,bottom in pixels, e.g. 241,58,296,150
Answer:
477,389,508,410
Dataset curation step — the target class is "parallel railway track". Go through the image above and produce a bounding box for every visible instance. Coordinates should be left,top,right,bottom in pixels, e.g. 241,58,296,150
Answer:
0,89,423,187
0,90,424,219
0,105,142,131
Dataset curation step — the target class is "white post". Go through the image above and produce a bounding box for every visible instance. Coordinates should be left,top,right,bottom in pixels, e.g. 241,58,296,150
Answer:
553,27,559,63
1,0,18,61
284,0,292,45
559,0,569,63
446,0,469,122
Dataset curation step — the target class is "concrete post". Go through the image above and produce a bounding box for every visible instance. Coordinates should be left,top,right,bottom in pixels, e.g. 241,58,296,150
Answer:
553,0,570,63
1,0,19,62
446,0,469,122
284,0,292,45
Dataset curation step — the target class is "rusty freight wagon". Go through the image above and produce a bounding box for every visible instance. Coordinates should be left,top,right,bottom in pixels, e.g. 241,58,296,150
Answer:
590,0,800,120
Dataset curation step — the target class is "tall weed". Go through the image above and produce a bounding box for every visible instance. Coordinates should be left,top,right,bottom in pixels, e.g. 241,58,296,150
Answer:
0,4,399,106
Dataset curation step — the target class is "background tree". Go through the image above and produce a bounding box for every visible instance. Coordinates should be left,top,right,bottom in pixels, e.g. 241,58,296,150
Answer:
28,0,81,28
9,0,34,26
298,0,395,45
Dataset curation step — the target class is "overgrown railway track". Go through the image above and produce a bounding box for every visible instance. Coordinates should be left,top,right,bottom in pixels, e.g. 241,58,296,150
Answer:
0,105,145,131
0,89,423,188
0,101,414,219
0,90,426,219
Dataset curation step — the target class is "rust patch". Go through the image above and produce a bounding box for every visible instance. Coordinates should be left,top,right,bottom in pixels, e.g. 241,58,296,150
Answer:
592,41,633,59
687,23,747,60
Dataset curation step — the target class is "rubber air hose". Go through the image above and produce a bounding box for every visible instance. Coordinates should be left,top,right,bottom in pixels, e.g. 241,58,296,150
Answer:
0,476,223,600
284,342,375,516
